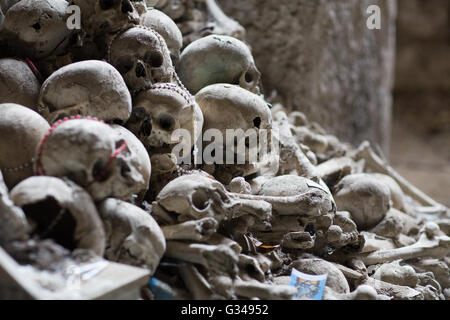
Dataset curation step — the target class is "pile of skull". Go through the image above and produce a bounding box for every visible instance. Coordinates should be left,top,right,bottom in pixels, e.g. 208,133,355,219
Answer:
0,0,449,300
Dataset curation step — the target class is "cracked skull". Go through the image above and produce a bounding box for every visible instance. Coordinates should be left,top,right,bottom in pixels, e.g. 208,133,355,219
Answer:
38,60,132,124
108,26,174,94
126,83,203,157
177,35,261,94
98,198,165,274
34,118,147,202
2,0,73,59
9,176,105,256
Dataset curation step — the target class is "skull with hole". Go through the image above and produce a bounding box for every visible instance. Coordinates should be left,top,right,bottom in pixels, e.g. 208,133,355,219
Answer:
38,60,132,124
0,103,50,190
0,58,41,111
140,8,183,63
72,0,140,36
108,26,174,95
195,84,273,184
1,0,73,59
9,176,105,256
98,198,165,274
34,118,147,202
155,173,272,224
126,83,203,158
177,35,261,94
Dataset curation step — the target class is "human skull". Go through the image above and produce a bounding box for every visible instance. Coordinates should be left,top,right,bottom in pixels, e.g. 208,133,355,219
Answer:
177,35,261,94
10,176,105,256
334,174,392,230
0,58,41,111
140,8,183,63
126,83,203,157
111,124,151,199
0,103,50,189
38,60,132,124
155,173,272,223
34,118,147,202
98,198,165,274
108,26,174,94
1,0,73,59
72,0,140,36
195,84,272,180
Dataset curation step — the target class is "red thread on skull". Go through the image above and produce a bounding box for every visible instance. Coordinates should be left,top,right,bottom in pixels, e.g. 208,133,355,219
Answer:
34,116,127,185
25,58,44,83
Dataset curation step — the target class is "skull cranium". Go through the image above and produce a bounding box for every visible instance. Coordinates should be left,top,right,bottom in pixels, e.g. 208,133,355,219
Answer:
98,198,165,274
34,118,147,202
177,35,261,94
108,26,174,95
38,60,132,124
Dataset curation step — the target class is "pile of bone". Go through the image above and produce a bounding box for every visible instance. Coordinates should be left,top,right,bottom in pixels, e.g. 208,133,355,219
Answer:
0,0,449,300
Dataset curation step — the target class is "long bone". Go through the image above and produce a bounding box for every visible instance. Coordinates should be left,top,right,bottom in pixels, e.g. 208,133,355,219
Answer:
161,217,218,242
351,141,448,214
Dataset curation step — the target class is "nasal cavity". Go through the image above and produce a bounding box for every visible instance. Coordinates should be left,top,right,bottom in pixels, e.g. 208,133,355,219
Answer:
253,117,261,129
121,0,133,13
135,62,146,78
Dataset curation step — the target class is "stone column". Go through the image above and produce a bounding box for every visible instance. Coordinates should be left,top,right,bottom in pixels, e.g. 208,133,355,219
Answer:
219,0,397,154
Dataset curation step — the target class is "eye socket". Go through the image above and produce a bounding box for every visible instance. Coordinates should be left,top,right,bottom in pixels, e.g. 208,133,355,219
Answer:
253,117,262,129
32,23,41,31
140,119,152,137
100,0,118,10
192,190,210,211
158,113,175,131
245,71,254,83
120,162,131,178
146,51,163,68
115,56,134,74
92,159,111,182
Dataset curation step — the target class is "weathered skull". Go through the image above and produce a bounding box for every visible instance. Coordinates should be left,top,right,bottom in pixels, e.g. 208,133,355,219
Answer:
0,103,50,189
98,198,165,274
108,26,174,94
38,60,132,124
10,176,106,256
334,174,392,230
111,124,151,198
140,8,183,62
1,0,73,59
195,84,272,181
155,173,272,223
126,83,203,157
0,58,41,111
34,118,147,202
72,0,140,36
177,35,261,94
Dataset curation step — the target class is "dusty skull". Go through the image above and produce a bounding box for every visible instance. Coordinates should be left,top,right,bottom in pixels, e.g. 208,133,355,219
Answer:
177,35,261,94
10,176,105,256
195,84,272,180
111,124,151,198
0,103,50,189
98,198,165,274
1,0,73,59
155,173,272,223
38,60,132,124
334,174,392,230
0,58,41,111
108,26,174,94
34,118,147,202
140,8,183,62
126,83,203,157
72,0,140,35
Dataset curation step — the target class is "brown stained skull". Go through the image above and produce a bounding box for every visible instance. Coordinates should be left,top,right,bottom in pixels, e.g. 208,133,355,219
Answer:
34,118,147,202
73,0,140,36
108,26,174,95
126,83,203,156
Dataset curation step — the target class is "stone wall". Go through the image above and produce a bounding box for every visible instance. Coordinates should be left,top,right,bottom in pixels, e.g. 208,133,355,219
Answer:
219,0,397,154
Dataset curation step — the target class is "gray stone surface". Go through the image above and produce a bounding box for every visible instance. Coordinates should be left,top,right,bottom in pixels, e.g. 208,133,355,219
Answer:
219,0,397,153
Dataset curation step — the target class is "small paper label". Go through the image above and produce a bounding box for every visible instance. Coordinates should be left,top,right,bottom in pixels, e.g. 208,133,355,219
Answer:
289,268,328,300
